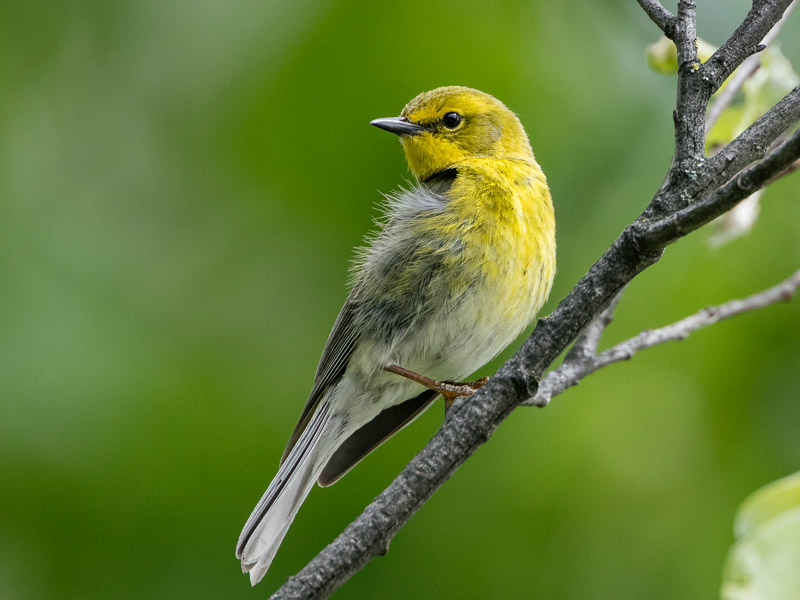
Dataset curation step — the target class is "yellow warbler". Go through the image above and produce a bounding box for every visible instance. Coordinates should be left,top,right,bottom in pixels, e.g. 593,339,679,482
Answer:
236,86,556,585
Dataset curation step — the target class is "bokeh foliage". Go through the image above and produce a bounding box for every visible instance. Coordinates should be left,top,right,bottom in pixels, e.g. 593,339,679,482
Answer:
722,471,800,600
1,1,799,599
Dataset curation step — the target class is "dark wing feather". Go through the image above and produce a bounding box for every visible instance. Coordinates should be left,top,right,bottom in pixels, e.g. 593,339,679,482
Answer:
280,297,360,464
317,389,439,487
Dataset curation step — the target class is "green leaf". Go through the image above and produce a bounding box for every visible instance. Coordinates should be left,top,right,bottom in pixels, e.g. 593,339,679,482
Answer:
721,472,800,600
721,508,800,600
734,471,800,538
645,36,718,75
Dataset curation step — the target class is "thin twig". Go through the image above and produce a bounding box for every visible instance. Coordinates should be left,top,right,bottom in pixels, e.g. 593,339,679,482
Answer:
565,292,623,362
597,270,800,365
704,84,800,185
526,270,800,406
529,292,624,408
636,0,676,38
703,0,795,93
706,0,797,134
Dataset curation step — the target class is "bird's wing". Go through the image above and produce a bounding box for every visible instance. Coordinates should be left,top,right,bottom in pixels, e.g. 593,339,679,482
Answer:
280,183,453,470
280,297,360,465
317,388,438,487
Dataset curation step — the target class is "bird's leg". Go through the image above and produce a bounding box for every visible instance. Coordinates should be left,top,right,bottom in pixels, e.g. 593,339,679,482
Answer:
384,364,489,412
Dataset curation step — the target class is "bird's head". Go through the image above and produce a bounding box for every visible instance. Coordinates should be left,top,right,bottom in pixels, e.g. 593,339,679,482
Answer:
371,86,534,182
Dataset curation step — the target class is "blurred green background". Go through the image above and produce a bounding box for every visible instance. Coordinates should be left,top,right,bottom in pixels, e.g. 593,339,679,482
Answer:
2,1,799,598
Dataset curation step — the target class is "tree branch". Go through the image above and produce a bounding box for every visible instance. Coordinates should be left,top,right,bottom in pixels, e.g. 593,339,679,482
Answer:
704,85,800,189
525,270,800,407
768,155,800,184
636,0,677,39
528,291,624,408
643,124,800,246
673,0,705,171
703,0,796,93
268,5,800,599
597,268,800,364
647,83,800,216
564,291,622,364
705,0,797,134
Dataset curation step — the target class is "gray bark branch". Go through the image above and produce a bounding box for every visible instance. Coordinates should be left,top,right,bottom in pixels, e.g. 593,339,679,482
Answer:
636,0,676,38
705,0,797,134
526,269,800,407
673,0,704,170
704,0,795,93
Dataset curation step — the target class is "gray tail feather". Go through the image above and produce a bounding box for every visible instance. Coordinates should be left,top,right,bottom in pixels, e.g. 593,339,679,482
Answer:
235,402,333,586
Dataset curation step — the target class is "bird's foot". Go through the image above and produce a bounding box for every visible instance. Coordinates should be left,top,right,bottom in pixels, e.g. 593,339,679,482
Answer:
384,364,489,413
438,377,490,412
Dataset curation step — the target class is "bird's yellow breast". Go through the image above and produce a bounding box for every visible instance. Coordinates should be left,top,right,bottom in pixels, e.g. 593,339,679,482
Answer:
417,157,555,323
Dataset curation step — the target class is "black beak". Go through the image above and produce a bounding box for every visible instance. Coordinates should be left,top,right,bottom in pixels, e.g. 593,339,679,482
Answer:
370,117,427,136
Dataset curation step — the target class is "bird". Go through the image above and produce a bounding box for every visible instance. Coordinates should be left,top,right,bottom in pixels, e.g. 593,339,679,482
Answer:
235,85,556,585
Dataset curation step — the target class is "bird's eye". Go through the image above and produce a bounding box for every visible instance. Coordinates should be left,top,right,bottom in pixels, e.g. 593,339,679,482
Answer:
442,112,463,129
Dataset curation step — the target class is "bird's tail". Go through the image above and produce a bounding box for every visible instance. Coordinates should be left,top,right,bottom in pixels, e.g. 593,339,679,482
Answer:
235,401,335,586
